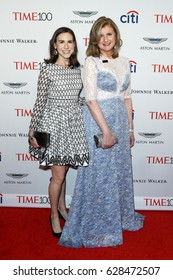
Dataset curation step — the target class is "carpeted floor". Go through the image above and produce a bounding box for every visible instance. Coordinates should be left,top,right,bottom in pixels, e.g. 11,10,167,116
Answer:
0,207,173,260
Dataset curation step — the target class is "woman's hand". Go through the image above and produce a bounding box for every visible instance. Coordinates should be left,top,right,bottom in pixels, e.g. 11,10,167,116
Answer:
130,131,135,147
28,130,40,148
101,131,118,149
86,100,118,149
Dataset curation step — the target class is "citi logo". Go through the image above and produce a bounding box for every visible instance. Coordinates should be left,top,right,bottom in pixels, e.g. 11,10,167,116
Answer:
16,154,38,161
152,64,173,73
147,156,173,164
12,12,53,21
149,111,173,120
0,193,3,204
15,109,32,117
154,14,173,23
14,61,45,70
130,60,137,73
120,10,139,24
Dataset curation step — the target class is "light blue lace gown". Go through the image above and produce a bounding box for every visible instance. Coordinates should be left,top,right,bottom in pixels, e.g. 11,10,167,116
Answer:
59,56,144,248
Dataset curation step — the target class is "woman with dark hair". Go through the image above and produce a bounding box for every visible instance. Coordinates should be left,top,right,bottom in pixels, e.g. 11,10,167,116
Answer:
28,27,89,238
59,17,144,248
44,27,80,66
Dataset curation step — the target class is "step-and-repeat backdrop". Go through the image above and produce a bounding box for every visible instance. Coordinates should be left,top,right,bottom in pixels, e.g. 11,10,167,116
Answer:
0,0,172,210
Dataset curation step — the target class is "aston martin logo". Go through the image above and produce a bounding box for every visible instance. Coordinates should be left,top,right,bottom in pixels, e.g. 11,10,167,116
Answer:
6,173,28,179
73,11,98,17
143,38,168,44
138,133,162,138
3,82,27,88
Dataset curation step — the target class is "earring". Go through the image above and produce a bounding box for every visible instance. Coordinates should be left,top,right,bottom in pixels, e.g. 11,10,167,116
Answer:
54,49,58,55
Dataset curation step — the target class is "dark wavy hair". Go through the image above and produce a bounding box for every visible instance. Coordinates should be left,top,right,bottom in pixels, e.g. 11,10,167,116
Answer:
44,27,80,67
86,16,121,58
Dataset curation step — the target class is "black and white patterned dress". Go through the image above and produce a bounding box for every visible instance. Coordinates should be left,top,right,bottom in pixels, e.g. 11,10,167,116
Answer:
29,63,89,166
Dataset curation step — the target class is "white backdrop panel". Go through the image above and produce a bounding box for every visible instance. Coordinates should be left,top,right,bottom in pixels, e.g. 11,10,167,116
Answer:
0,0,173,210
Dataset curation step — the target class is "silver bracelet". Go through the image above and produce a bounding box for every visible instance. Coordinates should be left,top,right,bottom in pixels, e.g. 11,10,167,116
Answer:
129,128,134,132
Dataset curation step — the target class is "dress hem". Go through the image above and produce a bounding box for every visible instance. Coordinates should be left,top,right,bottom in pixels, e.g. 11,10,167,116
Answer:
29,145,89,167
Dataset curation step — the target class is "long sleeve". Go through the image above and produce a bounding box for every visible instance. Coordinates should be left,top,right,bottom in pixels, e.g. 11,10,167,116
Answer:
29,65,50,130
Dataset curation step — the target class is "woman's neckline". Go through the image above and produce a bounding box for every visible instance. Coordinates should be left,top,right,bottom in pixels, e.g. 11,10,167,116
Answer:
54,63,71,69
100,54,116,61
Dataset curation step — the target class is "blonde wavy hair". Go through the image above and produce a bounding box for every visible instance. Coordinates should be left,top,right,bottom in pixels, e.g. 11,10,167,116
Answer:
86,16,121,58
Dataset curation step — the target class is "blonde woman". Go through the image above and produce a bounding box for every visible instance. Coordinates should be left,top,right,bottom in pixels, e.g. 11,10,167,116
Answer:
60,17,144,248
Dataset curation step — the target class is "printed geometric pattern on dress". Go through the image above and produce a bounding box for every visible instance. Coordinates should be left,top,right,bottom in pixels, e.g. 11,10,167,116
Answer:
29,63,89,166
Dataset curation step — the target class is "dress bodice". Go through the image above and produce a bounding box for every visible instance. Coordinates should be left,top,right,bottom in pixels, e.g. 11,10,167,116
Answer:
83,56,131,101
30,63,83,130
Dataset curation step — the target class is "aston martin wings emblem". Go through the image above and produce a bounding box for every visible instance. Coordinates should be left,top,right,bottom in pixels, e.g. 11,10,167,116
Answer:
3,82,27,88
73,11,98,17
6,173,28,179
138,133,161,138
143,38,167,44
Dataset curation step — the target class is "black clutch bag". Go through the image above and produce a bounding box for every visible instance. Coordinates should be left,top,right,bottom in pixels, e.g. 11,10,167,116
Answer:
93,134,103,148
28,131,50,148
